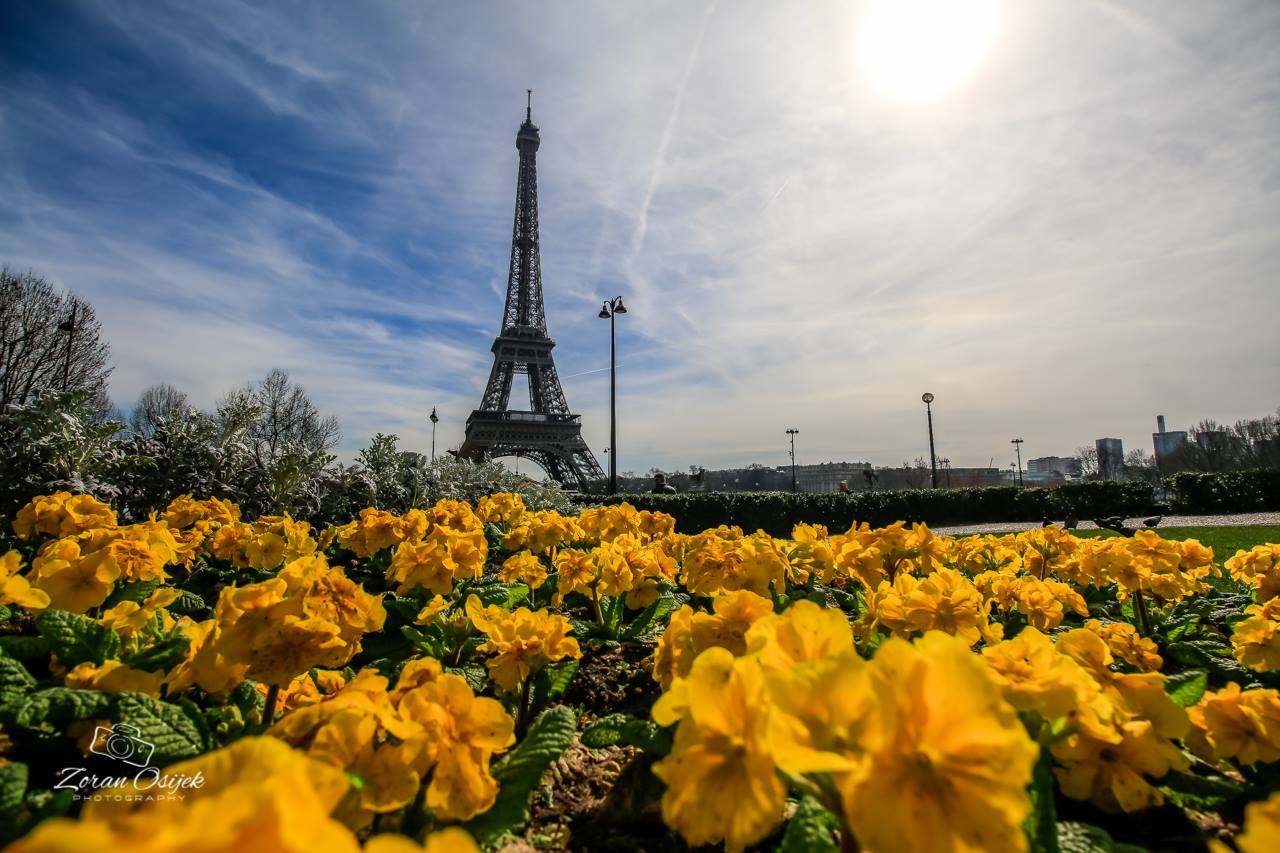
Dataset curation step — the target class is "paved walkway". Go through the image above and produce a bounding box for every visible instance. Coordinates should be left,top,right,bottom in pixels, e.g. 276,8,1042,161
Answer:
933,512,1280,536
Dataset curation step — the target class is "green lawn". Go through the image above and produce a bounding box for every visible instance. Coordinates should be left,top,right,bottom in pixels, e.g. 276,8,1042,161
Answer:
1071,524,1280,557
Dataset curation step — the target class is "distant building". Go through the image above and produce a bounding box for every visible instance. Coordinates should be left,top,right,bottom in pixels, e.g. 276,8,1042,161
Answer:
790,461,873,494
1152,414,1189,467
1026,456,1081,477
1096,437,1124,480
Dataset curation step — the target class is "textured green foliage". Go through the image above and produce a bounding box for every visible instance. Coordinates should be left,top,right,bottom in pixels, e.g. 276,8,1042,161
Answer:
581,712,672,755
1056,822,1147,853
0,654,37,706
110,692,207,765
464,705,576,846
622,594,675,641
1164,670,1208,708
1166,469,1280,514
121,634,191,673
35,610,119,668
777,795,838,853
11,687,113,727
1025,749,1060,853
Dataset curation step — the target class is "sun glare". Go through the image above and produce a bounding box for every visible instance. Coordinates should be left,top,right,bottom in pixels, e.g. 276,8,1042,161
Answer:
859,0,999,101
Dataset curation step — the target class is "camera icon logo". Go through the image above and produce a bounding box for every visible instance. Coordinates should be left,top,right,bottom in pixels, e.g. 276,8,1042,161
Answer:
89,723,155,768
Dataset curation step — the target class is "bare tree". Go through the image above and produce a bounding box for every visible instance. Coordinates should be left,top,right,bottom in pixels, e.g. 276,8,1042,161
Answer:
222,368,340,463
1073,445,1100,479
130,383,191,436
1,267,112,410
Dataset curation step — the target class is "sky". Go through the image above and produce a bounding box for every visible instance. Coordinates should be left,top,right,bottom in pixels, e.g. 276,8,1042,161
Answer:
2,0,1278,476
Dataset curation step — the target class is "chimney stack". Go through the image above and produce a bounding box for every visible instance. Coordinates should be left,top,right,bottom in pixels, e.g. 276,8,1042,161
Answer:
1157,415,1167,433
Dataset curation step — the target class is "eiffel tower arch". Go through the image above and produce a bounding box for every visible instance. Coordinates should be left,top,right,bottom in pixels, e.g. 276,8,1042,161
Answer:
458,93,606,491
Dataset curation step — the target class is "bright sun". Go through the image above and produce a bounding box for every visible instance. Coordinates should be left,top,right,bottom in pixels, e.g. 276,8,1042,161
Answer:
859,0,999,101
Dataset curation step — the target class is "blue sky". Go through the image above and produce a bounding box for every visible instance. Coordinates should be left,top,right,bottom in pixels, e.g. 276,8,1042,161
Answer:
2,0,1278,475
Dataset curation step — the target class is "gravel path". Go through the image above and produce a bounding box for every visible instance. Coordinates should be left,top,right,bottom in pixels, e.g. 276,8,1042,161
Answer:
933,513,1280,536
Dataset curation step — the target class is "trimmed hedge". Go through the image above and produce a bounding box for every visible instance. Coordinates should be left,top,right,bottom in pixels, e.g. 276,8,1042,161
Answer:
1164,469,1280,514
601,481,1156,537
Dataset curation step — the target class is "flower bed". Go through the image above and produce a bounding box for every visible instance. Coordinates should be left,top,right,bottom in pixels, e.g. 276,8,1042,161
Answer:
1,490,1279,852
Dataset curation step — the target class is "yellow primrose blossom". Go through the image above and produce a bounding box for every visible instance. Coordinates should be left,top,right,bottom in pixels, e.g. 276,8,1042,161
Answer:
64,660,165,696
1014,576,1089,631
464,596,580,693
1186,683,1280,765
745,598,853,671
160,494,240,529
902,567,1001,645
498,549,548,590
1217,792,1280,853
1055,628,1189,740
98,587,180,638
1233,601,1280,672
30,542,120,613
365,828,482,853
1052,719,1188,812
651,647,786,853
840,632,1038,853
13,492,117,540
1086,619,1163,672
0,549,50,610
476,491,526,526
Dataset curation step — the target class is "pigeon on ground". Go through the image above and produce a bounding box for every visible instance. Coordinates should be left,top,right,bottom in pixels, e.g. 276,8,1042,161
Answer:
1142,515,1162,528
1093,517,1135,538
1042,519,1054,528
1064,516,1079,530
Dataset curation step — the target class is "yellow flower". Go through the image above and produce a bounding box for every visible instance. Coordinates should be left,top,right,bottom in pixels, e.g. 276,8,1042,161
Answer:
161,494,240,529
10,737,359,853
1233,604,1280,672
414,594,450,625
98,587,180,638
653,605,697,690
1014,577,1088,631
0,550,50,610
689,589,774,656
498,550,548,590
397,674,516,820
745,599,853,671
902,567,1000,645
476,491,526,526
464,596,581,692
651,647,787,852
13,492,117,540
841,632,1038,853
1055,629,1188,740
981,627,1116,739
1052,720,1188,812
164,618,248,695
1085,619,1162,672
31,546,120,613
64,660,165,696
1187,683,1280,765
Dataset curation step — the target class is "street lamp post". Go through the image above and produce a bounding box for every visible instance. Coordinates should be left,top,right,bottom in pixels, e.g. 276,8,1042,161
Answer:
922,393,938,488
786,428,799,493
598,296,627,494
940,457,952,489
57,299,78,392
1012,438,1025,488
429,407,439,461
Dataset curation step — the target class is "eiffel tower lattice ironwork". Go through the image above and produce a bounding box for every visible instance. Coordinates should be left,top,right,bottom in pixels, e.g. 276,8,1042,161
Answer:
458,93,605,491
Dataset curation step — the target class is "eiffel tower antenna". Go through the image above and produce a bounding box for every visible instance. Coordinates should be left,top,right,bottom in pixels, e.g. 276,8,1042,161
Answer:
457,94,605,490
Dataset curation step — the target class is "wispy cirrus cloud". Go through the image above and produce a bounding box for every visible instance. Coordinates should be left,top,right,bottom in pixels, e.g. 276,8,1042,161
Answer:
1,0,1277,473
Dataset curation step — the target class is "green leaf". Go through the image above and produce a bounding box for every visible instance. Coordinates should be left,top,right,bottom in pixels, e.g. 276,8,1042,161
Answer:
463,705,576,845
104,580,160,609
621,594,675,641
0,654,37,706
777,795,838,853
1159,770,1246,807
1025,749,1059,853
1056,821,1148,853
601,595,625,635
446,662,489,693
505,583,530,609
13,687,114,727
109,692,204,765
1164,670,1208,708
229,679,265,718
0,636,52,662
0,762,28,836
35,610,119,667
581,712,672,755
121,634,191,673
166,590,211,616
532,659,579,707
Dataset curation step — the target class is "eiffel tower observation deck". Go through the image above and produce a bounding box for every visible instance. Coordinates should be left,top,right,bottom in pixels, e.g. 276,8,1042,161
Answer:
458,93,605,491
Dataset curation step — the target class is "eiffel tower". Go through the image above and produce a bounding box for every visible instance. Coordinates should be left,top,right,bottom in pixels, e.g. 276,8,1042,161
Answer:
458,93,605,491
